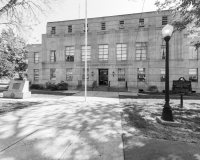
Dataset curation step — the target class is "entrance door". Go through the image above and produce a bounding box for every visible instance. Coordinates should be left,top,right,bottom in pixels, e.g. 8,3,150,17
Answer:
99,69,108,85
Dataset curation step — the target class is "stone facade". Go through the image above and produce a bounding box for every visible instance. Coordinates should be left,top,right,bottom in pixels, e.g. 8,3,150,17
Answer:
27,10,200,92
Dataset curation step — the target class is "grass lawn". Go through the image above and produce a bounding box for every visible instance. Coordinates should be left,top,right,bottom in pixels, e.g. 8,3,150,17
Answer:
120,98,200,143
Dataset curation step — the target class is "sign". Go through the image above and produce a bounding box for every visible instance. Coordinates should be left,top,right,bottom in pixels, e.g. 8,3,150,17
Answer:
172,77,192,93
12,83,21,90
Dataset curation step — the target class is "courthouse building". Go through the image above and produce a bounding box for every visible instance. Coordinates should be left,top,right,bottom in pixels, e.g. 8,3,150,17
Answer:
27,10,200,92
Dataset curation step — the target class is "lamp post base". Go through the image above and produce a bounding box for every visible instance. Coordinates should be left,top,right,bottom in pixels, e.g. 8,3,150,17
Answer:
161,106,173,121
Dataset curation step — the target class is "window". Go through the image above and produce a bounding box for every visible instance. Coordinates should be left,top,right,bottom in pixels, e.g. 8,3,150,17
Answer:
138,68,146,81
189,69,198,82
50,68,56,81
162,16,168,25
82,46,91,61
161,68,165,82
82,68,89,80
34,69,39,83
116,44,127,61
98,44,108,61
50,51,56,62
119,20,125,29
135,42,147,60
51,27,56,34
161,45,166,59
189,46,198,59
68,25,72,33
65,46,74,61
84,24,88,32
34,52,39,63
66,68,73,81
101,22,106,30
118,69,125,81
139,18,144,27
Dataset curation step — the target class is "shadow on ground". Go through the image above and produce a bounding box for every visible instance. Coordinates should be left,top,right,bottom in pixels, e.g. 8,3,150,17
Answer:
0,98,123,160
120,99,200,160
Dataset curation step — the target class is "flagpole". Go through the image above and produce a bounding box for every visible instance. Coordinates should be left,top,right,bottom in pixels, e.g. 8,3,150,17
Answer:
85,0,87,101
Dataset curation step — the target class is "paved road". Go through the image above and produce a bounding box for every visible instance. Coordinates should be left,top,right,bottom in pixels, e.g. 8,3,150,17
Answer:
0,96,123,160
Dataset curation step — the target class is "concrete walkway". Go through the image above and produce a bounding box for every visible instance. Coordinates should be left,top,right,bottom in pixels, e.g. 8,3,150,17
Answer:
0,96,123,160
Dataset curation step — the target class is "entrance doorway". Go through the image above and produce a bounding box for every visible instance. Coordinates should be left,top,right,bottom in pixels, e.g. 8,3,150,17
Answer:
99,69,108,85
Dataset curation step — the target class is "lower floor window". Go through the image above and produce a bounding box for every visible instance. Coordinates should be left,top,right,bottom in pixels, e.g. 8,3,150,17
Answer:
189,68,198,82
34,69,39,83
160,68,165,82
138,68,146,81
66,68,73,81
118,68,125,81
82,68,89,80
50,68,56,80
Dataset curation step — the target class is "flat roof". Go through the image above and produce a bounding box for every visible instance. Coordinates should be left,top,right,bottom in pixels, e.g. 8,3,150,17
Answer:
47,10,171,24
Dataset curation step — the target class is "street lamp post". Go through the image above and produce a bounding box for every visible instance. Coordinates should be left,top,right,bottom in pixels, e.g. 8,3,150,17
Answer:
161,24,174,121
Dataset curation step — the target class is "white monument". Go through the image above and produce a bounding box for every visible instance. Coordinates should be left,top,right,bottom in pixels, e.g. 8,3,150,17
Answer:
3,80,31,99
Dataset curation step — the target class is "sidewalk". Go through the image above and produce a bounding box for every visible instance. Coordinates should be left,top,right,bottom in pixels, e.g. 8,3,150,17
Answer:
0,96,123,160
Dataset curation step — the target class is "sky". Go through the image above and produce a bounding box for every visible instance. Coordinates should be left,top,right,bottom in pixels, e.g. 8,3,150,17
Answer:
29,0,158,44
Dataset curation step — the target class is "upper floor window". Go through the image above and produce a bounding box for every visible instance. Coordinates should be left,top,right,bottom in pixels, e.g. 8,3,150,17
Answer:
51,27,56,34
101,22,106,30
139,18,144,27
162,16,168,25
50,68,56,81
65,46,74,61
81,46,91,61
135,42,147,60
189,46,198,59
98,44,108,61
189,68,198,82
68,25,72,33
138,68,146,81
161,68,165,82
118,68,125,81
66,68,73,81
161,45,166,59
34,69,39,83
50,51,56,62
116,44,127,61
34,52,39,63
119,20,125,29
84,24,88,32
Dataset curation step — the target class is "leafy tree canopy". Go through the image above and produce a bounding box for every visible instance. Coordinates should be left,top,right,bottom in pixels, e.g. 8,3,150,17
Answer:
155,0,200,36
0,29,27,79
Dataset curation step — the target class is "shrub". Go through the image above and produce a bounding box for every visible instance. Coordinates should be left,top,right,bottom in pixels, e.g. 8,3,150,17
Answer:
147,85,158,92
57,81,68,90
30,84,45,90
46,81,54,89
45,81,68,91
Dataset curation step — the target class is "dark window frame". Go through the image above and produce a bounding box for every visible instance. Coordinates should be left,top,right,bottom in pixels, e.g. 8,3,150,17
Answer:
34,69,39,83
65,46,74,61
135,42,147,60
118,68,125,81
101,22,106,30
34,52,39,63
68,25,72,33
138,68,146,82
81,46,91,61
98,44,109,61
162,16,168,25
116,43,127,61
50,50,56,62
189,68,198,82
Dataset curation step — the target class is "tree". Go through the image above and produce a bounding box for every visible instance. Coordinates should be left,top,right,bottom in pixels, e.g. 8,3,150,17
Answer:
155,0,200,35
155,0,200,48
0,29,27,79
0,0,62,33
